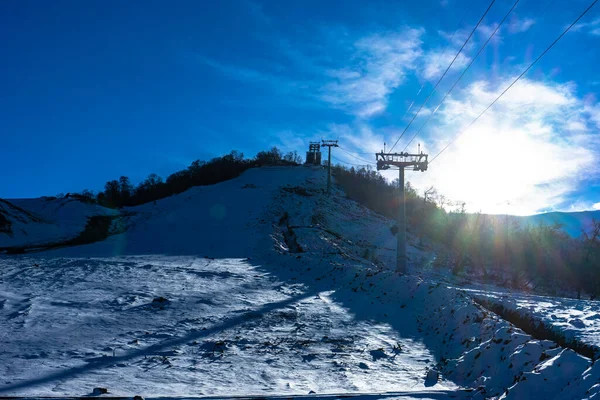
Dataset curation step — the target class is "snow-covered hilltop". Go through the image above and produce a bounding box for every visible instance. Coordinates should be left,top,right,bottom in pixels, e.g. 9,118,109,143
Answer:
1,166,599,399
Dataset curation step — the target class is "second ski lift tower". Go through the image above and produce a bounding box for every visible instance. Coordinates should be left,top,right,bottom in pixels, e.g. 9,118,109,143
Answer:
376,150,428,274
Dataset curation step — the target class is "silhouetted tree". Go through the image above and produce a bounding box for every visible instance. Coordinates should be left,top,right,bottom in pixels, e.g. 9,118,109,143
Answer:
256,147,283,165
283,151,303,164
103,180,120,208
119,176,133,206
76,189,96,203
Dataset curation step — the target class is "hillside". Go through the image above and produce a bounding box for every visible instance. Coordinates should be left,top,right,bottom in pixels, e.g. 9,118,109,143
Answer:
521,210,600,237
1,166,600,399
0,196,117,250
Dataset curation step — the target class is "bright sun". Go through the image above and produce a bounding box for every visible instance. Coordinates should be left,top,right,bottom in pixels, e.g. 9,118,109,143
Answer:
419,120,589,215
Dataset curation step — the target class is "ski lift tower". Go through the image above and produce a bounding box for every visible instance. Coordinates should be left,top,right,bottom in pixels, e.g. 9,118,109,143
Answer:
376,151,428,274
321,140,339,194
305,142,322,165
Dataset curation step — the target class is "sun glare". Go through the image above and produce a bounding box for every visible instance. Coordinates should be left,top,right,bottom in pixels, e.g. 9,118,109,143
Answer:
424,118,589,215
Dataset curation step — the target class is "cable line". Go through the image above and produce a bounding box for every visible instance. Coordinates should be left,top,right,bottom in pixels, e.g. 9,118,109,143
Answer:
399,0,473,120
331,154,375,167
338,147,377,164
402,0,520,152
430,0,599,163
388,0,497,153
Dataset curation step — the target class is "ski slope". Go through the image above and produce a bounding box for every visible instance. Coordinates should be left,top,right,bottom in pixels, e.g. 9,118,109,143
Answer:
0,256,461,397
1,166,600,399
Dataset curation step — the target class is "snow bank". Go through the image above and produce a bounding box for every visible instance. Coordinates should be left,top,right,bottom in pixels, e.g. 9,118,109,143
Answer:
467,288,600,357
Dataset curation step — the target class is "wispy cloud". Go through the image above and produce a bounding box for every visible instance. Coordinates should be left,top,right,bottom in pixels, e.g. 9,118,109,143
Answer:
271,129,308,152
333,123,384,153
508,15,536,34
571,17,600,35
585,100,600,129
438,28,475,52
420,48,470,81
191,55,328,110
321,28,424,118
197,56,298,89
477,22,504,43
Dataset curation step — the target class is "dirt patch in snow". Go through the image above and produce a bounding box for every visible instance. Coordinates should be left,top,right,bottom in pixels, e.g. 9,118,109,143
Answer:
278,212,304,253
0,212,11,234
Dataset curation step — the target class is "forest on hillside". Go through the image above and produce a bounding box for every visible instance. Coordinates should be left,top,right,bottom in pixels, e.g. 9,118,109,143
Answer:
333,165,600,300
60,148,302,208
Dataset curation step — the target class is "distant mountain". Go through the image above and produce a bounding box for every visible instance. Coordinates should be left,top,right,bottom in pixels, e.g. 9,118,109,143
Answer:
519,210,600,238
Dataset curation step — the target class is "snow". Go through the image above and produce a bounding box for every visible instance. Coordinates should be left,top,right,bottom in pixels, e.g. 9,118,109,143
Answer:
0,167,461,398
1,165,600,399
0,255,464,397
465,287,600,351
0,196,116,248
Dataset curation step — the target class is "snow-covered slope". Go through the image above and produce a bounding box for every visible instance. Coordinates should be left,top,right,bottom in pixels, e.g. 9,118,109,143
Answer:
0,196,117,249
35,167,324,258
1,166,600,399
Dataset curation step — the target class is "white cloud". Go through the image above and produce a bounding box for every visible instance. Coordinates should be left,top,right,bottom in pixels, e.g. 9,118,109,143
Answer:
197,56,296,89
508,16,536,34
571,17,600,35
193,55,327,110
272,130,307,152
316,123,385,167
421,49,470,81
402,78,600,215
321,28,424,118
564,200,600,212
325,123,383,154
593,202,600,210
438,29,472,50
477,23,503,43
586,102,600,128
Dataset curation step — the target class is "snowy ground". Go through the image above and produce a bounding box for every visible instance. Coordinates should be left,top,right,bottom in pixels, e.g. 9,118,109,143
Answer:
0,196,116,248
0,255,460,397
0,167,462,398
2,166,600,399
465,286,600,350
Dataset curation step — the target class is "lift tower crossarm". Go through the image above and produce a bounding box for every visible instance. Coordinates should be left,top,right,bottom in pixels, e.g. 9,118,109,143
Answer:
375,152,428,172
375,151,429,275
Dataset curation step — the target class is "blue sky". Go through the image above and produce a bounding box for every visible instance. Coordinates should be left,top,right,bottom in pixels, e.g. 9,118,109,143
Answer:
1,0,600,214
